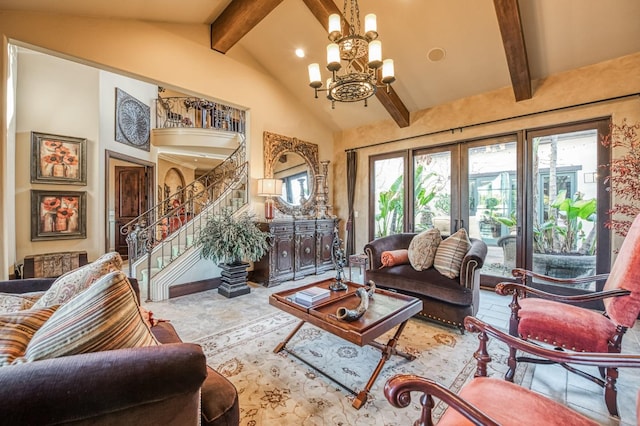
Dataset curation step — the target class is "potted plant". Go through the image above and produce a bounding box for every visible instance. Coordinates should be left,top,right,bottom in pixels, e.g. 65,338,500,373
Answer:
532,190,597,281
196,208,271,298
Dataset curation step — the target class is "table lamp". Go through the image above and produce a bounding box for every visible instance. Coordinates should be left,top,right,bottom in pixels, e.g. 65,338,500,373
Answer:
257,178,283,221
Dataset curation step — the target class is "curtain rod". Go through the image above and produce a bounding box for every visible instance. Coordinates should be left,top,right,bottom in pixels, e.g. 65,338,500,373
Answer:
344,92,640,153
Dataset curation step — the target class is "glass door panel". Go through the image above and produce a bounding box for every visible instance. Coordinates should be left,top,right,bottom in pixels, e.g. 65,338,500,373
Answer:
467,140,518,281
530,129,601,290
371,155,406,238
413,150,452,236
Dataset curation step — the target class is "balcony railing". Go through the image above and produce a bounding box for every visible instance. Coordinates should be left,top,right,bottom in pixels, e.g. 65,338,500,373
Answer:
155,96,246,135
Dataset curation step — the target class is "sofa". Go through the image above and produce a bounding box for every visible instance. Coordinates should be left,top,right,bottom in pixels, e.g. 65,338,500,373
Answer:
364,232,487,331
0,275,239,425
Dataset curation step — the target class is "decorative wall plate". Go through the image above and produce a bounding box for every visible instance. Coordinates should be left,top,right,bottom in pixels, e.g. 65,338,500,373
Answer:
115,88,150,151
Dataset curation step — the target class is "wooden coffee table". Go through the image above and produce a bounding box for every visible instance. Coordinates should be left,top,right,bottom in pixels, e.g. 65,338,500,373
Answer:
269,279,423,409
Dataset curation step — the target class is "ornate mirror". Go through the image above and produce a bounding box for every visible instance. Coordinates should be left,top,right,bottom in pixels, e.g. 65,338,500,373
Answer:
264,131,320,217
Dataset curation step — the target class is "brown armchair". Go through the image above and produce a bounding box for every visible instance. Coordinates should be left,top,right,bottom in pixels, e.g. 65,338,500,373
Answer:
384,316,640,425
495,214,640,417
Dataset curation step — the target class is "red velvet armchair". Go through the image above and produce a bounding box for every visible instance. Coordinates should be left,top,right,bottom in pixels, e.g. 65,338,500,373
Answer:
495,214,640,417
384,317,640,425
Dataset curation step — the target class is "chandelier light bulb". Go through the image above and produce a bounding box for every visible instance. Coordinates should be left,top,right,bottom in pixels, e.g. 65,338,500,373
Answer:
308,63,322,88
368,40,382,69
326,43,341,72
382,59,396,84
328,13,342,40
364,14,378,40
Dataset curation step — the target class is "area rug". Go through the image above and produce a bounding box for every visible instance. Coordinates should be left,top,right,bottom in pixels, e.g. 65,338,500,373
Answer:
197,312,534,425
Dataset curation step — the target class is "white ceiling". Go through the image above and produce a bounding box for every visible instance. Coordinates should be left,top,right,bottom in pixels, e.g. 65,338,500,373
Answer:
3,0,640,133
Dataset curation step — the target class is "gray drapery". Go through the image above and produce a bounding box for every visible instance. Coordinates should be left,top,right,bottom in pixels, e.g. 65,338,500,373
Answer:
346,150,357,255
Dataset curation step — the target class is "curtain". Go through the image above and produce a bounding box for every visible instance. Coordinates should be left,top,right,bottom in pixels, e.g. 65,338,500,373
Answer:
346,150,357,255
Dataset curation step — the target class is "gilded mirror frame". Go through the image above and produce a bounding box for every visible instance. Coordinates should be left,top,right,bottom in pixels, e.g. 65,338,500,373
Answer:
264,131,319,217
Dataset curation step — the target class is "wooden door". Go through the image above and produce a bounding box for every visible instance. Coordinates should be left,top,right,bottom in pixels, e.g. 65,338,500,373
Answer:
115,166,146,258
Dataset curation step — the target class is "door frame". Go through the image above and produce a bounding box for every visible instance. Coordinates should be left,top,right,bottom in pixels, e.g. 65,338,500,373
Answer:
105,150,155,255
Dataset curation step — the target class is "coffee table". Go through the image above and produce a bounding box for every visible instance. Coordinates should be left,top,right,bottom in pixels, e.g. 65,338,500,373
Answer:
269,279,423,409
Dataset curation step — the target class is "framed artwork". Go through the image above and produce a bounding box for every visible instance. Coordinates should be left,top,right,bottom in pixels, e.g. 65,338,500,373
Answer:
115,88,151,151
30,132,87,185
31,190,87,241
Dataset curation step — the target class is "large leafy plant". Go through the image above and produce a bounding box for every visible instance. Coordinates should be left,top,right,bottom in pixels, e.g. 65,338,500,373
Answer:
196,209,271,265
601,120,640,237
534,190,596,254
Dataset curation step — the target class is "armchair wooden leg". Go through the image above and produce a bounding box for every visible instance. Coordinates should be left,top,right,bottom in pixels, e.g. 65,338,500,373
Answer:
604,367,619,418
505,346,517,382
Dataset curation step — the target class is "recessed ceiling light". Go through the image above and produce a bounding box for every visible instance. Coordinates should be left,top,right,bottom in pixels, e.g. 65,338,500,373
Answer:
427,47,446,62
295,48,305,58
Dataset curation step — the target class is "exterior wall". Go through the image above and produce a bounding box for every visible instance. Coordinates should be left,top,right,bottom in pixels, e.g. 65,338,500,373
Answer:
331,53,640,255
0,10,333,278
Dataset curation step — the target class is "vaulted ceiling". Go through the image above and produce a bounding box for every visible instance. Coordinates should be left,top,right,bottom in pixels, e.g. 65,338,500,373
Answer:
2,0,640,133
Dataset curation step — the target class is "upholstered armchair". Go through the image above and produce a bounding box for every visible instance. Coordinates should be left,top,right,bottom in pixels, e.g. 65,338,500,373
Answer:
495,214,640,417
384,316,640,425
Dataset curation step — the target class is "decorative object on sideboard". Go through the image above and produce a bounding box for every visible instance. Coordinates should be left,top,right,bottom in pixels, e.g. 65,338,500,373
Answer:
307,0,396,108
329,224,348,291
30,190,87,241
115,88,150,151
196,209,271,298
257,178,283,221
30,132,87,185
336,287,369,321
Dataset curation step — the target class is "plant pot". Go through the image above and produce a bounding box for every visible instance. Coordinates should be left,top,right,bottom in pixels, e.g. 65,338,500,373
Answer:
532,253,596,289
218,261,250,298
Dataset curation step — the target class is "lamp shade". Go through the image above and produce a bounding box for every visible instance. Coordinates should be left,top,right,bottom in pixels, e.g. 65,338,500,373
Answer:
257,178,282,196
308,63,322,87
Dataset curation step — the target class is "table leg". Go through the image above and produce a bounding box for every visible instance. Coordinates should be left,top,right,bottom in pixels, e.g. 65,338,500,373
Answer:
352,320,412,409
273,320,305,353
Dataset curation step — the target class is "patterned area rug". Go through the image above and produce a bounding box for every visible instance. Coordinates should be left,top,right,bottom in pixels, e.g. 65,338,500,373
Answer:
197,312,533,425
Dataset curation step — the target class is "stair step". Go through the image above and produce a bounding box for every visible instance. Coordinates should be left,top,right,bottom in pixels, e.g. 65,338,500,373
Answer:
157,256,172,269
172,244,187,257
139,267,161,283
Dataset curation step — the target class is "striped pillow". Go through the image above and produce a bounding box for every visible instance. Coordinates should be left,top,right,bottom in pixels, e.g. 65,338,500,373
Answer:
15,271,157,364
0,306,59,366
433,228,472,279
32,252,123,309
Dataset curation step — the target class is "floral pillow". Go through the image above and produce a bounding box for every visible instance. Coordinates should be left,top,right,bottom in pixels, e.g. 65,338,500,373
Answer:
408,228,441,271
32,252,123,309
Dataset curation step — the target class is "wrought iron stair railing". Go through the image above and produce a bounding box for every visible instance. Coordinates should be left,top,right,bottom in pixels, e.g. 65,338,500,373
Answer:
121,142,248,292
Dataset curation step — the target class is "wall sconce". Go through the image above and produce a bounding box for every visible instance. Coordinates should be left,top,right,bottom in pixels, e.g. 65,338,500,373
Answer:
257,178,283,221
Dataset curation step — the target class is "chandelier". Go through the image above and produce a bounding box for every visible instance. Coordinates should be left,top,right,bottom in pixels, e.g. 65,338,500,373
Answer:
307,0,395,108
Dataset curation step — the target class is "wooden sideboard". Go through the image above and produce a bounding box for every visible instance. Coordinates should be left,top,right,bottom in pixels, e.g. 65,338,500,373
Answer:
251,218,338,287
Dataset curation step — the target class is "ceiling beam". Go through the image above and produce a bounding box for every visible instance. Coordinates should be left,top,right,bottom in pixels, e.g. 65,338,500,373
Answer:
210,0,284,54
493,0,532,101
302,0,411,128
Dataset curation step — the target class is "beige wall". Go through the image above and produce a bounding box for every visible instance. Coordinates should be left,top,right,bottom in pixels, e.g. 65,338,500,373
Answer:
332,53,640,254
0,10,334,278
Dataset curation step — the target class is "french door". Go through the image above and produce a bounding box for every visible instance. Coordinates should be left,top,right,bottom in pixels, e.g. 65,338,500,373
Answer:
524,119,610,301
369,118,610,292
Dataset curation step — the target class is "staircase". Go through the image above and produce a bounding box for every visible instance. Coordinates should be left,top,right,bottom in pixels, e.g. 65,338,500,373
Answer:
121,141,248,301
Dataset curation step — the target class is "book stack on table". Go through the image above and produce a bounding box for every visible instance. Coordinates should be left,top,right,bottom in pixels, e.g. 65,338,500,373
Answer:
294,286,331,306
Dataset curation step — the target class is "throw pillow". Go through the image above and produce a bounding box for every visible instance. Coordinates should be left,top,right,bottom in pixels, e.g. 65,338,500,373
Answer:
433,228,472,279
15,271,158,364
408,228,441,271
0,293,36,314
32,251,123,309
380,249,410,268
0,306,59,366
